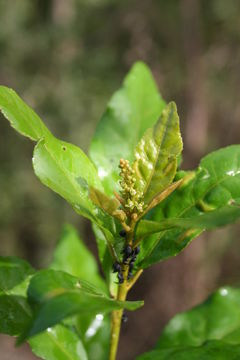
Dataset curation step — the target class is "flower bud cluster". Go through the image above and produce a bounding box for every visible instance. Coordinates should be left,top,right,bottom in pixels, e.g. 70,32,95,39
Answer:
119,158,145,214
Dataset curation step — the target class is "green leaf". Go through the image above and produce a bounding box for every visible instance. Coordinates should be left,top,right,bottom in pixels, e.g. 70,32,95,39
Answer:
137,287,240,359
137,341,240,360
0,86,114,231
0,295,32,336
0,257,34,336
51,224,107,292
20,269,143,340
139,145,240,268
89,187,120,216
76,313,110,360
33,137,104,221
33,137,119,257
137,201,240,237
144,180,183,213
89,61,166,195
133,102,183,204
50,225,110,360
92,223,119,298
0,256,34,292
29,324,88,360
0,86,51,141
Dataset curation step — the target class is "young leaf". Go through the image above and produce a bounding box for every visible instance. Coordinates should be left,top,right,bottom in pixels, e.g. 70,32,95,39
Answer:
133,102,183,204
0,86,51,141
138,145,240,268
89,61,166,195
137,287,240,359
89,187,120,216
143,179,183,213
29,324,88,360
20,269,143,341
51,224,107,292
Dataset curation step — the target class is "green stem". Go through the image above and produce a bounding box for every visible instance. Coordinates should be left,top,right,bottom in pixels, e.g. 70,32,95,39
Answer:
109,219,136,360
109,270,128,360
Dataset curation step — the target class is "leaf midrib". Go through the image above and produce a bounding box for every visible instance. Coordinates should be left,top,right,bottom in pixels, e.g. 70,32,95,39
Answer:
43,328,82,360
142,107,174,198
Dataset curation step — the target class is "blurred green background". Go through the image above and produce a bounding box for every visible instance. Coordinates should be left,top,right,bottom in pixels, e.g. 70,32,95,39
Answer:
0,1,240,359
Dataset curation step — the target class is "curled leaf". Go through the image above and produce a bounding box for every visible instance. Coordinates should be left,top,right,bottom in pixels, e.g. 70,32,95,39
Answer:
144,179,183,213
89,187,120,216
133,102,183,204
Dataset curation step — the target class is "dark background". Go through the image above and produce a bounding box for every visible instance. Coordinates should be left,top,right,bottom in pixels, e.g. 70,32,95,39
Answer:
0,1,240,359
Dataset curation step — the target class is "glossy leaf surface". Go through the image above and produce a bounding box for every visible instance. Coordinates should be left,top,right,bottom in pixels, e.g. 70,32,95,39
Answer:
137,287,240,359
0,86,50,141
33,137,105,222
133,102,182,203
0,86,113,230
139,146,240,268
29,324,88,360
51,224,106,291
89,61,166,195
21,269,143,340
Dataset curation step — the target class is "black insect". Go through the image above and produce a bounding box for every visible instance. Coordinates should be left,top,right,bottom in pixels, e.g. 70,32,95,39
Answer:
112,261,121,273
117,272,124,284
129,260,134,272
119,229,127,237
122,245,133,257
133,245,140,255
121,245,133,264
122,312,128,323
